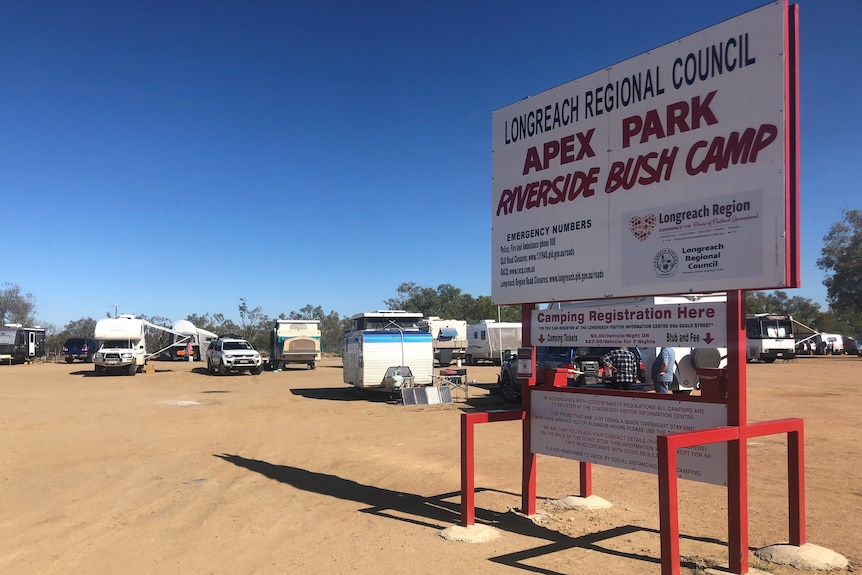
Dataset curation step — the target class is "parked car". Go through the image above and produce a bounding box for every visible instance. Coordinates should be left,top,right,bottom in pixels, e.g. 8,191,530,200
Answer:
206,336,263,375
62,337,100,363
497,346,647,402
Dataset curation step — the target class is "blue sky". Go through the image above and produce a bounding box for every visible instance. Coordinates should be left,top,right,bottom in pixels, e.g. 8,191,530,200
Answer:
2,0,859,329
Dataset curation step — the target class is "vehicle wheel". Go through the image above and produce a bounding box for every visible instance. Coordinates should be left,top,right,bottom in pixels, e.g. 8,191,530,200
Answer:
465,354,473,366
499,372,520,403
309,362,316,370
763,358,776,364
250,366,263,376
218,361,228,376
86,354,94,363
95,365,104,375
353,385,366,398
128,363,137,376
65,357,74,364
574,374,586,387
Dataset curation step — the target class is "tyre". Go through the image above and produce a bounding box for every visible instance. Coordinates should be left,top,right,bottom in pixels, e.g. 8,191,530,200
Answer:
95,365,105,375
127,362,136,376
465,354,473,366
309,362,316,370
65,357,74,364
499,371,520,403
762,358,776,364
218,361,228,376
574,374,586,387
250,366,263,376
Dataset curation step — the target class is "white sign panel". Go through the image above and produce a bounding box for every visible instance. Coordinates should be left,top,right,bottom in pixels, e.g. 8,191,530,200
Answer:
531,391,728,485
531,301,726,348
492,2,788,305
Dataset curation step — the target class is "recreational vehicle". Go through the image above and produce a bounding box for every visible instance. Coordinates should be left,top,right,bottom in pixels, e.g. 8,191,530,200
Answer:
745,313,796,362
815,332,845,355
93,315,147,375
465,320,521,365
165,320,218,361
0,324,46,364
342,310,433,394
419,317,468,366
270,319,322,369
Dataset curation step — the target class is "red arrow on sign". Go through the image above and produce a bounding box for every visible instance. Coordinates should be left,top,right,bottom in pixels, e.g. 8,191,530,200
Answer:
538,334,545,343
703,332,714,344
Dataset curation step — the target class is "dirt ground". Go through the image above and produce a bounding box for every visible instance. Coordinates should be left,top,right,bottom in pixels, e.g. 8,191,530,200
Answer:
0,355,859,574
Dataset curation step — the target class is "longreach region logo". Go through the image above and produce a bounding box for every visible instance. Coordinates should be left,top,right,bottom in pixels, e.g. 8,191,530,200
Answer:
654,248,679,278
629,213,657,241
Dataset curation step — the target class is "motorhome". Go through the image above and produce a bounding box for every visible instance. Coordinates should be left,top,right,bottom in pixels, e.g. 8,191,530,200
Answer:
745,313,796,362
0,324,46,364
342,310,433,394
165,320,218,361
93,315,147,375
419,317,467,366
465,320,521,365
270,319,322,369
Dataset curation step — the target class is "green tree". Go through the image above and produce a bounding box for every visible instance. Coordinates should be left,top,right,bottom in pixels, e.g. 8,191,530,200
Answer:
384,282,521,324
0,282,37,326
238,298,270,349
818,209,862,335
745,290,823,330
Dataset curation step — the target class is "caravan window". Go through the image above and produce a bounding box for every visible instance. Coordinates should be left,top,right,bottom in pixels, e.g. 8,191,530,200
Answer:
481,330,486,340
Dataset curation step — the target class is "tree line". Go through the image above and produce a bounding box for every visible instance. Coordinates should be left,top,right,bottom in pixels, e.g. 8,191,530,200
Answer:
6,209,862,354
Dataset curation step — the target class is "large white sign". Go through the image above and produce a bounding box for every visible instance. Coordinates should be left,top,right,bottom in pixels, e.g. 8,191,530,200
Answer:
531,391,728,485
531,300,726,348
492,2,789,305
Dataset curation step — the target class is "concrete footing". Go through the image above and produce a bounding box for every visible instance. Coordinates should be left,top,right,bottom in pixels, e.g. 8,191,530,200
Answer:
755,542,848,571
439,524,500,543
552,494,613,510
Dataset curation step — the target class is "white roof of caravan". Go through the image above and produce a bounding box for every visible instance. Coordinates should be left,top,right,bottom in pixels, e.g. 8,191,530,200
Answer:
349,310,423,320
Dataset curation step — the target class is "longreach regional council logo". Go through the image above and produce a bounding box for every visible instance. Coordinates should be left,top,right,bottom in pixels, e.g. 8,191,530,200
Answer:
654,248,678,278
629,213,657,241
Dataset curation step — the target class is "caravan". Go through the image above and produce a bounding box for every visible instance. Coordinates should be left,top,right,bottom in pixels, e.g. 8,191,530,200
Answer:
465,320,521,365
419,317,468,366
0,324,46,364
270,319,322,369
342,310,433,395
165,320,218,361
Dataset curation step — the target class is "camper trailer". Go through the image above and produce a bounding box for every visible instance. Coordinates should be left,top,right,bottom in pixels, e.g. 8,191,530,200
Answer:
419,317,468,366
815,332,845,355
342,310,433,394
465,320,521,365
270,319,322,369
0,324,46,364
93,315,147,375
165,320,217,361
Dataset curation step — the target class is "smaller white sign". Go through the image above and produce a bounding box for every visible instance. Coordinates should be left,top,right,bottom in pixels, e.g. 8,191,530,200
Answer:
531,391,728,485
531,301,726,348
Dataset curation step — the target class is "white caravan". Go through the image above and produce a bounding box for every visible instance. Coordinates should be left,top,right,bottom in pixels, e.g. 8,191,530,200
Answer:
270,319,322,369
419,317,468,366
167,320,218,361
343,310,433,394
465,320,522,365
94,315,148,375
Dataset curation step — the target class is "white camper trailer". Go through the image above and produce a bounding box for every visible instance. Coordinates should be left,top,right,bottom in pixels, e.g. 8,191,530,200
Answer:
465,320,521,365
270,319,322,369
342,310,433,394
419,317,468,366
93,315,147,375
